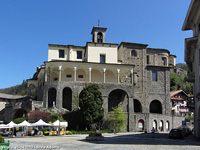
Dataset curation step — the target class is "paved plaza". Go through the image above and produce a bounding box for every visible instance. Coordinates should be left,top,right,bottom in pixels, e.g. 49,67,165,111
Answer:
4,132,200,150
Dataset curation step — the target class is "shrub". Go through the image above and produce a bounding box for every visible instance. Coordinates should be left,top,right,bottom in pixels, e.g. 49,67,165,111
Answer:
13,117,25,124
0,135,4,143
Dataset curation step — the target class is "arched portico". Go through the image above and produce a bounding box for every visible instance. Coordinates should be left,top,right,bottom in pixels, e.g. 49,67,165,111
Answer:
48,88,57,108
63,87,72,111
134,99,142,113
108,89,129,112
150,100,162,114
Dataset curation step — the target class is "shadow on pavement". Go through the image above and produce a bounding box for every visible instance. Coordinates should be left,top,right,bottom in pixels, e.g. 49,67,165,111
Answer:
80,133,200,146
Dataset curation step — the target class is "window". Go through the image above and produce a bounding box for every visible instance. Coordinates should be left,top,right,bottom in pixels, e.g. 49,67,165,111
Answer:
147,55,150,64
66,74,72,78
152,70,157,82
100,54,106,63
78,75,83,78
162,57,167,65
131,50,137,57
77,51,82,59
97,32,103,43
59,49,65,58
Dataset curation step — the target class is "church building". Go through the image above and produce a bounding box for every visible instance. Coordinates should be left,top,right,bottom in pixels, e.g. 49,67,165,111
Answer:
27,26,184,132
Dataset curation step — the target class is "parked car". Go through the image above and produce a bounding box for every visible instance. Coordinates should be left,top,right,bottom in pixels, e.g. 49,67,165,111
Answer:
169,129,184,139
182,127,192,136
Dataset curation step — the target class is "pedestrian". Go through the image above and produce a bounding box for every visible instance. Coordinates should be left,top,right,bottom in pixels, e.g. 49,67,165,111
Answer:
151,127,155,138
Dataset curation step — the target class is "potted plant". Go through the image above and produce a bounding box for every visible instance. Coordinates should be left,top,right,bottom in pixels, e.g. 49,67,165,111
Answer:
0,135,10,150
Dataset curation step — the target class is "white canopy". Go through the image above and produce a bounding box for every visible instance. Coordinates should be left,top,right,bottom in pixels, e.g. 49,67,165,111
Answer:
14,120,31,127
51,120,68,127
30,119,51,126
0,124,10,129
7,121,17,128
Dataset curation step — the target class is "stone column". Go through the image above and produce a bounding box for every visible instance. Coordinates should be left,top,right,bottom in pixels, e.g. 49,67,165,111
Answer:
89,68,92,82
117,69,120,84
131,70,134,84
59,65,62,81
45,67,48,82
103,68,106,83
74,67,77,81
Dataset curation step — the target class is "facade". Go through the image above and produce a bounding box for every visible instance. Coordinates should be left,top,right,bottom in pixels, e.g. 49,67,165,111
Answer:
170,90,190,116
182,0,200,138
28,26,184,132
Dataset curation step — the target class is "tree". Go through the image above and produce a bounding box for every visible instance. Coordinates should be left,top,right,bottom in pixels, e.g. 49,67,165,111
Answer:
26,110,51,123
109,107,126,132
50,113,65,122
170,73,192,95
79,83,104,130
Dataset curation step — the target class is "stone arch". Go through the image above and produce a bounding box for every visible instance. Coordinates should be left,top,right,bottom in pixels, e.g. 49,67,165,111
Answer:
159,120,164,131
48,87,57,108
106,70,115,83
108,89,129,112
51,71,59,81
63,87,72,111
91,69,102,82
62,68,74,81
77,69,86,81
134,99,142,113
153,120,158,131
97,32,103,43
14,109,27,119
166,120,170,131
138,119,144,131
150,100,162,114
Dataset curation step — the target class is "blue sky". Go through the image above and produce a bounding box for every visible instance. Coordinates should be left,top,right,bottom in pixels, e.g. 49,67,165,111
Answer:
0,0,192,89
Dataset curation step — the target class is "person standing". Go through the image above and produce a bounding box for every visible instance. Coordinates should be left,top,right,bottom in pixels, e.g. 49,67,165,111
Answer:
151,127,155,138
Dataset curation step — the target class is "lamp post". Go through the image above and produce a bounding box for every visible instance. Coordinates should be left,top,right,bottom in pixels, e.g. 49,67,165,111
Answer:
58,113,60,136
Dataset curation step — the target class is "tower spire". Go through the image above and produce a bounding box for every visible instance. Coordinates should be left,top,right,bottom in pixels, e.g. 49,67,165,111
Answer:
98,20,100,27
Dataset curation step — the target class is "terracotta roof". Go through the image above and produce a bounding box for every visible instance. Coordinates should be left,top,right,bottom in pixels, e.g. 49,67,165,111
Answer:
170,90,183,97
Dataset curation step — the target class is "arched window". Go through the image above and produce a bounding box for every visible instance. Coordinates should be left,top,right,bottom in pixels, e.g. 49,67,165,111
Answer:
138,119,144,131
159,120,164,131
131,50,137,57
162,57,167,65
166,121,170,131
97,32,103,43
153,120,157,130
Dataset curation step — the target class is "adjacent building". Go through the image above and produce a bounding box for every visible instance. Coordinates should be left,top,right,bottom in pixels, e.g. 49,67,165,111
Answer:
182,0,200,138
170,90,190,116
28,26,184,132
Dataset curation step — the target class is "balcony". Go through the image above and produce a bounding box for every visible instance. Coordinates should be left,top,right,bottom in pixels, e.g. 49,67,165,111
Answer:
187,72,195,82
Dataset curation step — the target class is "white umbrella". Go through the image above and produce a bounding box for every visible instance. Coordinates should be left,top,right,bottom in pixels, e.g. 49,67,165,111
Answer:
0,124,9,129
30,119,51,126
7,121,17,128
51,120,68,127
14,120,31,127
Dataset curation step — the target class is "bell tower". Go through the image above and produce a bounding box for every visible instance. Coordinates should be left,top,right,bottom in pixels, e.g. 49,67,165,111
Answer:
91,25,107,43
